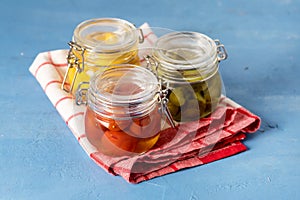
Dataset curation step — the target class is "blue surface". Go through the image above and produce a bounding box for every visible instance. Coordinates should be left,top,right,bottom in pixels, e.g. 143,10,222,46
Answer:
0,0,299,199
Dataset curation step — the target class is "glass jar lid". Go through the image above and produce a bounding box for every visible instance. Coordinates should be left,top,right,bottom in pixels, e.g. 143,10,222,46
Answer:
73,18,139,53
152,32,220,83
87,65,159,119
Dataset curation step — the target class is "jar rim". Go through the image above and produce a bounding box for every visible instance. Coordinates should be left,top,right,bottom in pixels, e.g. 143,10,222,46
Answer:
153,31,218,70
152,31,219,82
73,18,139,53
87,65,159,119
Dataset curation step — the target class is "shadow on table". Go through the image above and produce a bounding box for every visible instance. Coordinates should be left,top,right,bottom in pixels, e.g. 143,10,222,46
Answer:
245,116,279,141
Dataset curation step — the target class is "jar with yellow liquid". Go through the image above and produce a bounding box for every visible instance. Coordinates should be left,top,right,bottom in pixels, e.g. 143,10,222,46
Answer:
61,18,144,94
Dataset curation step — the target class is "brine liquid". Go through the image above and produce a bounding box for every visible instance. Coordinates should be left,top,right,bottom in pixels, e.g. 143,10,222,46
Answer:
67,32,140,94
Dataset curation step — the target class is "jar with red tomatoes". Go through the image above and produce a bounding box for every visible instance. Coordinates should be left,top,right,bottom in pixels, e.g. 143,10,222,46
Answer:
76,64,164,156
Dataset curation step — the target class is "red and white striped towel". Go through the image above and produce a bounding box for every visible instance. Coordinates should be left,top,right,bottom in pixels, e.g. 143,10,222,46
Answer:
29,23,261,183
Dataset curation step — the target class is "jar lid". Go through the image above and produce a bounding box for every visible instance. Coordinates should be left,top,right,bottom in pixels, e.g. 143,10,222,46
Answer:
153,32,219,82
73,18,139,53
87,65,159,119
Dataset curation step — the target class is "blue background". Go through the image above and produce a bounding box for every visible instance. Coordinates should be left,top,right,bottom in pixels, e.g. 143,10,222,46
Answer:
0,0,299,199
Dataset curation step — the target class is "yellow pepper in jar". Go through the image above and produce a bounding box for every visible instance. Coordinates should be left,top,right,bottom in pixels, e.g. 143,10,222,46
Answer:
62,18,143,94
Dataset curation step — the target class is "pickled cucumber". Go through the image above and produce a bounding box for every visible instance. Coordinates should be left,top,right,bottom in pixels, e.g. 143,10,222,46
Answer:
166,72,222,122
168,87,186,106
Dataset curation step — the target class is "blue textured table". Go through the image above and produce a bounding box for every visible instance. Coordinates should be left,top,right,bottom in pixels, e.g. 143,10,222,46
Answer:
1,0,299,199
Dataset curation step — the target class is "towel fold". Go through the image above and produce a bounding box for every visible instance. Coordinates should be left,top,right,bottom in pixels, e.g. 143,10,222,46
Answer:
29,23,261,183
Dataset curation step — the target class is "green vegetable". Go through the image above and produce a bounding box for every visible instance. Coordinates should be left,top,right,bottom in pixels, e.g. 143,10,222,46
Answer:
166,72,222,122
168,87,186,106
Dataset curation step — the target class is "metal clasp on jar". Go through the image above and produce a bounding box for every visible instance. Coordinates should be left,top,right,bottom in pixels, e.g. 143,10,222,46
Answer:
214,39,228,61
157,87,176,128
144,55,159,75
75,82,89,105
61,41,86,93
138,28,145,43
144,55,176,127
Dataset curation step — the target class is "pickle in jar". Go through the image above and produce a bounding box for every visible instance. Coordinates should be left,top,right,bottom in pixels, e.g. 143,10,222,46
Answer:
166,72,222,122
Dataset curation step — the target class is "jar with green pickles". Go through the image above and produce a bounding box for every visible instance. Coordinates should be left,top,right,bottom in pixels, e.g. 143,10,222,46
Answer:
148,32,227,122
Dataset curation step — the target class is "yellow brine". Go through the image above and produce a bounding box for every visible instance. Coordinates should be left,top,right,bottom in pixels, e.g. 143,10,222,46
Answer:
62,18,143,94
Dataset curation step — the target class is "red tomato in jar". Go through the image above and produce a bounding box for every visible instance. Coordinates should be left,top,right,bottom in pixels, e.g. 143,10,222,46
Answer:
102,130,138,153
85,107,107,148
130,109,162,138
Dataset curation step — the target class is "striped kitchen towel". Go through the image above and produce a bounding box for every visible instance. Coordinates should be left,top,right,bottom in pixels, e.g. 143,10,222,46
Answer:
29,23,261,183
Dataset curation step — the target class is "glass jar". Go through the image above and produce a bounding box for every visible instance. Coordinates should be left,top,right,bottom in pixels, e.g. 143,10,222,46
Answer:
61,18,144,94
148,32,227,122
76,65,164,156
